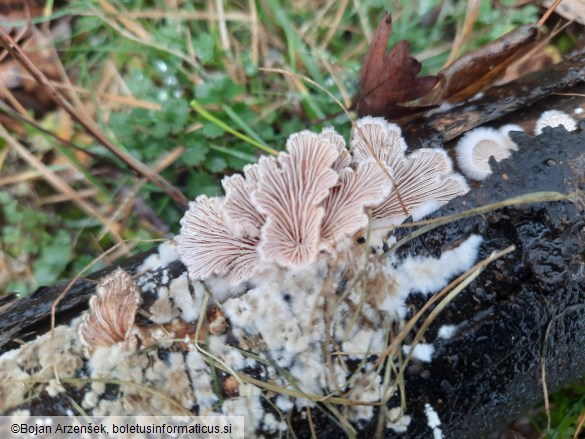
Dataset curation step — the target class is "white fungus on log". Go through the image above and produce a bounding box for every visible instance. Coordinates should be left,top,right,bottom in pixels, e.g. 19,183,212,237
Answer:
498,124,523,151
455,127,513,181
534,109,577,135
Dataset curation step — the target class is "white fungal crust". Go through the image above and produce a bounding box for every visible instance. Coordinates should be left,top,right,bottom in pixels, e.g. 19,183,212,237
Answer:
455,127,511,181
176,195,259,283
222,164,264,238
253,131,339,267
534,109,577,135
78,268,141,356
320,161,392,249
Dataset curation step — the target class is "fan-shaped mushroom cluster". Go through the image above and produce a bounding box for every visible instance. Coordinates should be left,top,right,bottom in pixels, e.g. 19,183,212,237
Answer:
176,117,469,284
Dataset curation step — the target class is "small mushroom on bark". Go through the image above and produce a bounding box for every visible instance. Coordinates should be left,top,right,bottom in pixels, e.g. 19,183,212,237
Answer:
455,127,512,181
177,195,260,284
534,109,577,135
222,164,264,239
351,117,468,226
498,124,523,151
78,268,141,356
320,160,392,249
253,131,339,267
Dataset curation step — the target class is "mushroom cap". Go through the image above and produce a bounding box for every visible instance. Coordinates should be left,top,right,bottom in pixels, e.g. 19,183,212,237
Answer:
222,164,264,238
320,160,392,249
176,195,260,284
253,131,339,267
455,127,511,181
78,268,141,356
534,110,577,135
320,126,351,171
372,147,469,225
498,124,524,151
348,117,468,228
350,116,407,169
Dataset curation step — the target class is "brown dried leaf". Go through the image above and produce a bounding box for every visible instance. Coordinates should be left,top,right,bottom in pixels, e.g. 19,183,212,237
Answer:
355,13,439,119
423,23,539,104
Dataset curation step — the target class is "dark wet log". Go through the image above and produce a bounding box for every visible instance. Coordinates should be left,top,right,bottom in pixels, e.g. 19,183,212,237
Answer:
392,126,585,438
0,110,583,438
401,52,585,148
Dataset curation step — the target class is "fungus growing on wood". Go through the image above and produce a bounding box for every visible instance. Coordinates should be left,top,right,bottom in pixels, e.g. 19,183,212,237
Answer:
320,126,351,171
222,164,264,238
253,131,339,267
78,268,141,356
176,118,470,284
455,127,512,181
350,116,406,169
350,117,468,226
177,195,259,284
499,124,523,151
320,161,392,249
534,109,577,135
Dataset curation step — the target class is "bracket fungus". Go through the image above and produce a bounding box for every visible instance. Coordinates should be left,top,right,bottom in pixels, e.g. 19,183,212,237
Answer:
534,109,577,135
177,118,469,285
253,131,340,267
351,116,469,226
455,127,515,181
78,268,141,356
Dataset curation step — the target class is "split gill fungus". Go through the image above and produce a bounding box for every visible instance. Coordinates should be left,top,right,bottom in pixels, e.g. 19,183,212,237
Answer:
176,117,470,285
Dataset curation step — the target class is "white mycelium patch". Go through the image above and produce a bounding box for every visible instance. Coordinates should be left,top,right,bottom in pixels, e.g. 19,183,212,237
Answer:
387,407,412,433
378,235,483,318
0,235,484,435
425,403,444,439
402,343,435,363
137,240,180,272
438,324,458,339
